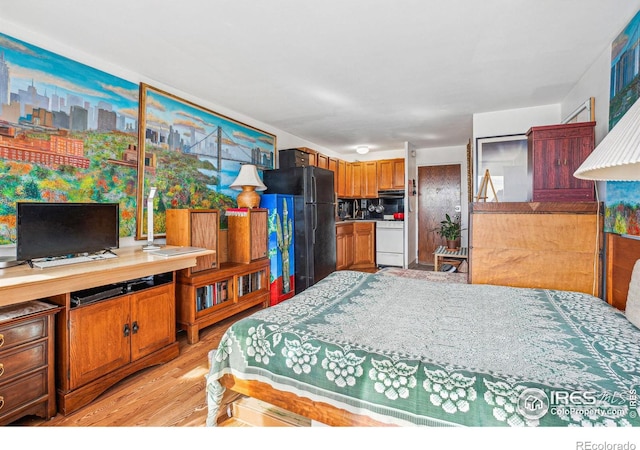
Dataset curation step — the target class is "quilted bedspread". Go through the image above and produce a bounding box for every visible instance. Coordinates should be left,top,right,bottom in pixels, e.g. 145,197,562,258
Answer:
206,270,640,426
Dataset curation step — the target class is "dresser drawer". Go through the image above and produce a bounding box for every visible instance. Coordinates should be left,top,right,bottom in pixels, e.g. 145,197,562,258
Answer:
0,316,48,352
0,341,47,384
0,369,48,424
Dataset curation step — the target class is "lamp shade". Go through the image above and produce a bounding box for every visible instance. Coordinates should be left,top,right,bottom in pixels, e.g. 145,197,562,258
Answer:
574,98,640,181
229,164,267,191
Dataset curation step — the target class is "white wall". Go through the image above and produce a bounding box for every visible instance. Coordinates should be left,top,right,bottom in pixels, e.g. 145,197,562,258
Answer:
0,20,337,159
561,43,614,202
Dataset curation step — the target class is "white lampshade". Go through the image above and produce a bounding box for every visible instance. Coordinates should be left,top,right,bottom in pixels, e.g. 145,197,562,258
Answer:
356,145,369,155
574,98,640,181
229,164,267,191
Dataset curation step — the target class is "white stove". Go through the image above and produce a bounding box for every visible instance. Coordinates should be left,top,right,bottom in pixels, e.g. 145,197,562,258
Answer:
376,220,404,267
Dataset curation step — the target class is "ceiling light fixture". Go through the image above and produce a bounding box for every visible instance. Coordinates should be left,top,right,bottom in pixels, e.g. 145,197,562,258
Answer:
356,145,369,155
574,98,640,181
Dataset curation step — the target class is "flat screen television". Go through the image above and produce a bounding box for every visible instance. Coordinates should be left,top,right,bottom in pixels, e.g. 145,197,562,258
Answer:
16,202,119,261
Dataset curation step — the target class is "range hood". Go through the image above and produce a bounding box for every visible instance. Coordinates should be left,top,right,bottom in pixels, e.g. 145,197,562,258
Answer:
377,189,405,198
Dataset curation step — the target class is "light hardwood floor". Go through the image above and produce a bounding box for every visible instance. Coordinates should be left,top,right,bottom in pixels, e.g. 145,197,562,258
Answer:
13,305,262,427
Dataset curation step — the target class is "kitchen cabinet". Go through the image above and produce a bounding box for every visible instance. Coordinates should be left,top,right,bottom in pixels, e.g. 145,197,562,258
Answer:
328,157,339,194
526,122,596,202
337,159,347,197
362,161,378,198
378,158,405,190
346,162,377,199
316,153,329,169
336,223,355,270
336,221,375,271
0,301,61,425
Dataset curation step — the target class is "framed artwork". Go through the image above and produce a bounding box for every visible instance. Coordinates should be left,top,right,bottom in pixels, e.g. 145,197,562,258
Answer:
136,83,276,239
606,9,640,236
474,134,528,202
0,32,139,245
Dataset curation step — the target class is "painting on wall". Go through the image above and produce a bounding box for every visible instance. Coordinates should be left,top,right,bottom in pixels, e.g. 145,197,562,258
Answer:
136,83,276,239
0,32,140,246
606,9,640,236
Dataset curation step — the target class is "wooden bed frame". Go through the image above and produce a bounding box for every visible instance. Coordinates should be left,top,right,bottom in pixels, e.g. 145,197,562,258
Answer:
214,233,640,426
606,233,640,311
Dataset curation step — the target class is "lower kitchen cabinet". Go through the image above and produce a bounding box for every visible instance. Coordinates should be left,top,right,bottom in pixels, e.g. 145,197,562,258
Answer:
0,301,61,425
336,221,376,271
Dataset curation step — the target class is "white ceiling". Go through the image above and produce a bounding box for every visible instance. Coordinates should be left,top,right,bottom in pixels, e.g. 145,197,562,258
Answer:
2,1,640,156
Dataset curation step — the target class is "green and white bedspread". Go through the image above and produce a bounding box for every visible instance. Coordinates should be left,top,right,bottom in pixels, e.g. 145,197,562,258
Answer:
206,270,640,426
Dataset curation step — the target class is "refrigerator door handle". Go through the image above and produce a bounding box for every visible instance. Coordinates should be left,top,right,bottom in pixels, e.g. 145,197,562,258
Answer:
311,173,317,203
312,203,317,244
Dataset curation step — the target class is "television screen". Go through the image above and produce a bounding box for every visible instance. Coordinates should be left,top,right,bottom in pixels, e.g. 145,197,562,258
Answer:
16,202,119,261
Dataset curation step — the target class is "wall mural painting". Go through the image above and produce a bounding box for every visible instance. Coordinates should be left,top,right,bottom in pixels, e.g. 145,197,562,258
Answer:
136,83,276,239
606,9,640,236
0,32,139,245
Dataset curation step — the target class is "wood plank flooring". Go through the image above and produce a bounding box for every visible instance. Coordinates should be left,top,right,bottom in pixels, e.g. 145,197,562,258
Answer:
13,305,262,427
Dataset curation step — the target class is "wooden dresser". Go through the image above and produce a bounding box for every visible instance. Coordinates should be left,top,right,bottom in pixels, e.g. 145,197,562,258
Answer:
0,301,61,425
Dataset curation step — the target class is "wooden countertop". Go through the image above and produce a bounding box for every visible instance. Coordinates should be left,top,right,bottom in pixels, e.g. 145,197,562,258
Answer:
0,245,215,307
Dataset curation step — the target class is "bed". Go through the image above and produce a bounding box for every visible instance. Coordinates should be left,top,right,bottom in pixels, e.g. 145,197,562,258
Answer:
205,234,640,427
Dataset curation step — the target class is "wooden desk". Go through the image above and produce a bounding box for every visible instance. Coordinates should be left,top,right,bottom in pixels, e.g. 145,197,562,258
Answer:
0,246,214,308
433,246,468,271
0,245,215,416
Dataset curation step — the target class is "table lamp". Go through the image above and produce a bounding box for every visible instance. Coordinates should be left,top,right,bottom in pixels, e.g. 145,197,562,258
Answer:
229,164,267,208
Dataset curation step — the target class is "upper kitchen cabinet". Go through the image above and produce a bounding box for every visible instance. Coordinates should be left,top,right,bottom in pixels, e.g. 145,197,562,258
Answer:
526,122,596,202
377,158,405,190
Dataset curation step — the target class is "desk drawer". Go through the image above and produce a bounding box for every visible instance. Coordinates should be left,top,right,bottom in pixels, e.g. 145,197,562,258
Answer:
0,369,48,424
0,341,47,384
0,316,48,351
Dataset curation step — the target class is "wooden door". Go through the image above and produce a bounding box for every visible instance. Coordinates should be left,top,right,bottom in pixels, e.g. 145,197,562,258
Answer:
417,164,461,265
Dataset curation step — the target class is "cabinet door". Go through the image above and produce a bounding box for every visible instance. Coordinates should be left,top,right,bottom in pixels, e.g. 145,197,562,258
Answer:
328,157,339,193
336,224,353,270
316,153,329,169
349,163,362,198
363,161,378,198
69,296,131,389
391,159,405,189
337,159,347,197
353,222,375,266
377,160,394,190
130,283,175,361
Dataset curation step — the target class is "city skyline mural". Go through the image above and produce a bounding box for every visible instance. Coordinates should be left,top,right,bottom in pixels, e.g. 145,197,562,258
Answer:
0,32,139,245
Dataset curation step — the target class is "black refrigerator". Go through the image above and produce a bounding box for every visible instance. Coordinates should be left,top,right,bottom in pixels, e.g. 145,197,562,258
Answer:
263,166,336,294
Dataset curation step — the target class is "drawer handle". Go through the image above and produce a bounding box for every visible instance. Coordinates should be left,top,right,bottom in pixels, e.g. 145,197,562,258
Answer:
0,396,4,411
0,333,3,348
0,363,3,378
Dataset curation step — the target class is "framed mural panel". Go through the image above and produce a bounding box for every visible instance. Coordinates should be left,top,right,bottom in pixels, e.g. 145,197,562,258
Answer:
136,83,276,239
0,32,139,246
474,134,529,202
606,9,640,236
